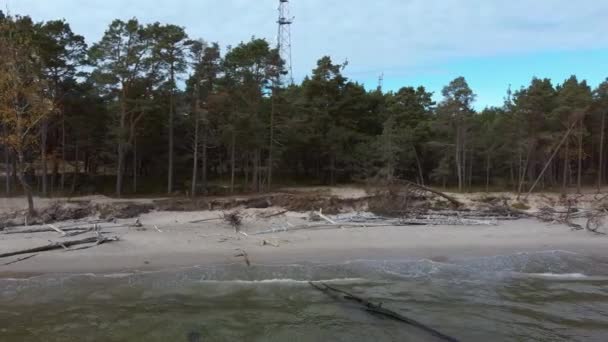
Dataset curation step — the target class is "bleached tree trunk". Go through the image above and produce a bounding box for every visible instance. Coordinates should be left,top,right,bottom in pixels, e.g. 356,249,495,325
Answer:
598,111,606,193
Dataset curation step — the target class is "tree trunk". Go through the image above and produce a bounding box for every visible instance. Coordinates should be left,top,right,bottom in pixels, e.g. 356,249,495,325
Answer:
526,121,578,198
252,149,260,192
330,154,336,185
71,142,79,194
51,158,58,194
455,124,463,192
517,143,534,199
230,130,236,194
562,139,569,194
598,111,606,193
467,149,473,192
16,150,34,216
577,121,583,194
60,114,66,191
268,86,277,191
509,161,515,191
485,153,491,193
462,128,467,191
201,121,208,195
116,90,127,197
167,67,175,195
412,145,424,186
40,120,48,197
11,157,18,193
244,155,249,186
3,125,10,196
191,101,200,197
132,136,137,194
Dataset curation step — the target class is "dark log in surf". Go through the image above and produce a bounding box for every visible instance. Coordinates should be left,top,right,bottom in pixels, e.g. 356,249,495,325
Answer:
309,282,460,342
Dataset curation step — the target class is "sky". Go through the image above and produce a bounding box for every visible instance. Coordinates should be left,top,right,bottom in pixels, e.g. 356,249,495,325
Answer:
2,0,608,109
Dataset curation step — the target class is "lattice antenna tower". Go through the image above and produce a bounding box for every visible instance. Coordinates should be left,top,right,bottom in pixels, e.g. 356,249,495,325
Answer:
277,0,294,85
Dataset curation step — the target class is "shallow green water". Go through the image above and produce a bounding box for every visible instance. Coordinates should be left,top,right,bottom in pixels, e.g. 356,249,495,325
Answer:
2,251,608,341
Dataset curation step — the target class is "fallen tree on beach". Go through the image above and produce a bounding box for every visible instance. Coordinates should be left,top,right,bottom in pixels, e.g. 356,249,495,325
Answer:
0,234,119,259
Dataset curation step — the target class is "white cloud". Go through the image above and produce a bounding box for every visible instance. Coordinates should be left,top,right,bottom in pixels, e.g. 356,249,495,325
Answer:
3,0,608,81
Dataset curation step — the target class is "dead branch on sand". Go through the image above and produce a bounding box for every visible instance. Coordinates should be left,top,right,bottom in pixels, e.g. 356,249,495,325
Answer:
261,239,280,247
46,224,67,236
403,181,462,207
234,248,251,266
585,209,608,235
2,223,130,235
309,282,460,342
0,235,119,259
260,210,289,219
2,253,38,266
3,226,91,235
188,217,222,224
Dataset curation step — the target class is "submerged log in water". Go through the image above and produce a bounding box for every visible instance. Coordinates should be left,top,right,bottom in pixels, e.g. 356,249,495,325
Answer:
309,282,460,342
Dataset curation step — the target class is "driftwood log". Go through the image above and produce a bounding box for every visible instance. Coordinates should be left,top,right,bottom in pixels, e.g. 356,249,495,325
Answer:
260,210,289,219
399,180,462,207
0,236,119,259
309,282,459,342
2,226,93,235
188,217,222,224
2,253,38,266
2,223,130,235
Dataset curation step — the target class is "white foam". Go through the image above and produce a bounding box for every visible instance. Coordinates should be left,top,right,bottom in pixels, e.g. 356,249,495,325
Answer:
197,278,365,284
525,273,588,279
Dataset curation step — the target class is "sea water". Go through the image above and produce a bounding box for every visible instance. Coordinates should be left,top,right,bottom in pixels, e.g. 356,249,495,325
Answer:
1,251,608,341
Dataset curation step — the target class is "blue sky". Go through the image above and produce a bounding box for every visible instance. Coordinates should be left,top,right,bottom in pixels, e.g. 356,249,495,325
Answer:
375,49,608,109
3,0,608,109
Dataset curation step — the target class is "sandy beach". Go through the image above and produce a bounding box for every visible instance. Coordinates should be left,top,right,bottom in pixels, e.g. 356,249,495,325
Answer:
1,188,607,275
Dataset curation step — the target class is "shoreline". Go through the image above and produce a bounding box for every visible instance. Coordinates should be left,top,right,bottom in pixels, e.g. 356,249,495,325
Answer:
1,216,607,275
1,189,607,276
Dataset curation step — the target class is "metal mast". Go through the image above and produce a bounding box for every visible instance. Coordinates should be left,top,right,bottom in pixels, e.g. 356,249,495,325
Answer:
277,0,294,85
